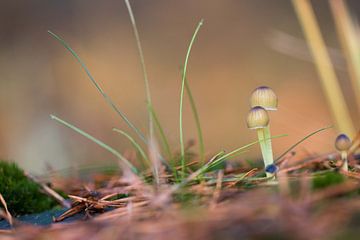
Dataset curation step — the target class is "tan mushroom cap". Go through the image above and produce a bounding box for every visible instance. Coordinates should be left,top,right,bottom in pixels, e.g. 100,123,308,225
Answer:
335,134,352,151
246,106,269,129
250,86,278,111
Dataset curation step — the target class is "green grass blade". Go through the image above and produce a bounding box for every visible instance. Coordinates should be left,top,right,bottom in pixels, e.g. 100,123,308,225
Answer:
275,125,333,162
184,75,205,165
113,128,150,167
206,134,287,172
147,105,173,161
124,0,154,138
50,114,138,174
179,19,204,178
168,135,286,192
47,30,147,144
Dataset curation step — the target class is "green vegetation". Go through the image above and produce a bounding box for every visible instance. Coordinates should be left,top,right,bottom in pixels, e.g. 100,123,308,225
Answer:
312,171,345,190
0,161,58,216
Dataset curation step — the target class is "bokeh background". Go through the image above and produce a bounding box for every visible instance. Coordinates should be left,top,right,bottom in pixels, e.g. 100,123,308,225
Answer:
0,0,359,174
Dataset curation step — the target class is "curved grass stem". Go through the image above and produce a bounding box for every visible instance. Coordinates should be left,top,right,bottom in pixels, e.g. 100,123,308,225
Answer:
184,76,205,165
50,115,138,175
124,0,154,138
275,125,333,162
47,31,146,144
113,128,150,168
147,105,173,161
48,30,173,172
179,19,204,178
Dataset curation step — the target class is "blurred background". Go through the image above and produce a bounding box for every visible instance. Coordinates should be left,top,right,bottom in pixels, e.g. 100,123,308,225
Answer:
0,0,359,174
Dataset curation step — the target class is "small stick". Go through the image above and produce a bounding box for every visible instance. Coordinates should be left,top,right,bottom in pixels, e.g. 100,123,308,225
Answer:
279,155,328,173
210,170,224,209
0,194,13,227
225,168,258,188
25,172,71,208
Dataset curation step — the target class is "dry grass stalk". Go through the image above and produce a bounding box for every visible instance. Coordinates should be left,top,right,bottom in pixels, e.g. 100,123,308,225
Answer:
292,0,356,137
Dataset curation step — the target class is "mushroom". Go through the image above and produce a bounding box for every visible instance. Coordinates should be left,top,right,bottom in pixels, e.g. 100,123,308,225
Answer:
249,86,278,177
250,86,278,111
335,133,352,171
247,106,274,177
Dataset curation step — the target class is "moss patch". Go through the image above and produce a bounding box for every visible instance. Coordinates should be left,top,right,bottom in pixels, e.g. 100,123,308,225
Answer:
312,171,345,190
0,161,58,216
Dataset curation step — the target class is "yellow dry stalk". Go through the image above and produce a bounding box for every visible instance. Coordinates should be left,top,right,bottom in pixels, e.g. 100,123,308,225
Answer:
330,0,360,113
292,0,356,138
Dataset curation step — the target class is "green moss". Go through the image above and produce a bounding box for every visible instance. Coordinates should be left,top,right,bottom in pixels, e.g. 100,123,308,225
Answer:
312,171,344,190
0,161,58,216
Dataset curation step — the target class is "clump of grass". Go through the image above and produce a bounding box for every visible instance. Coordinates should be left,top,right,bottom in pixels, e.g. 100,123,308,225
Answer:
47,0,338,193
0,161,59,216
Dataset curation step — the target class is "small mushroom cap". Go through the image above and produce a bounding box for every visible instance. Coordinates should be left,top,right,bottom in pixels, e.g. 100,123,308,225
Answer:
335,134,352,151
250,86,278,111
246,106,269,129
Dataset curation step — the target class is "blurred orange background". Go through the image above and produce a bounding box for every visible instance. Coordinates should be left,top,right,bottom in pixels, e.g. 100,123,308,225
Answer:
0,0,359,174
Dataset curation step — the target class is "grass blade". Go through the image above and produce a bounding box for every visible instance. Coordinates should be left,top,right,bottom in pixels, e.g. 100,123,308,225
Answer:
113,128,150,168
123,1,175,174
184,75,205,164
206,134,287,172
158,135,287,199
50,114,138,174
179,19,204,178
292,0,356,137
124,0,154,138
47,30,147,144
275,125,333,162
147,105,173,161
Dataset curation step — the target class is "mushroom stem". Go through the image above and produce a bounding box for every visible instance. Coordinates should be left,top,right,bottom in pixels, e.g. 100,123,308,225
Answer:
340,151,348,171
264,125,274,163
257,128,274,177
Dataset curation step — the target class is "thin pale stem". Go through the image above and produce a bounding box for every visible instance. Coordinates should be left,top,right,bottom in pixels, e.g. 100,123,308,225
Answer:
206,134,287,173
264,125,274,164
257,128,273,177
341,151,348,171
179,19,204,178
